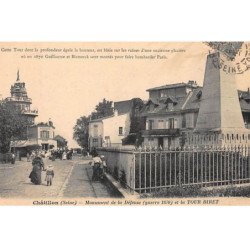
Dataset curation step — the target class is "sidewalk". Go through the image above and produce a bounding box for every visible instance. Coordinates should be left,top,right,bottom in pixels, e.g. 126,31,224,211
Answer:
0,157,117,198
63,160,115,198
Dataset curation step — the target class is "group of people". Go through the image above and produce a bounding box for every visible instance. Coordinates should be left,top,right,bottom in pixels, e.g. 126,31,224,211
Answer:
28,148,107,185
28,151,55,186
27,148,74,162
50,149,73,161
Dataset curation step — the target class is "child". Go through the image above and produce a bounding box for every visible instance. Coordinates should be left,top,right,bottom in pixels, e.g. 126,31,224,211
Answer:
45,165,54,186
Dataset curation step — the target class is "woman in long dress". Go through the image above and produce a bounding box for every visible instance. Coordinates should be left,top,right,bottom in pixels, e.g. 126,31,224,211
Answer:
29,154,44,185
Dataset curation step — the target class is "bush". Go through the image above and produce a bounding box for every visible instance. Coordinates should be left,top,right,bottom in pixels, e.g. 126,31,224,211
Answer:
141,185,250,198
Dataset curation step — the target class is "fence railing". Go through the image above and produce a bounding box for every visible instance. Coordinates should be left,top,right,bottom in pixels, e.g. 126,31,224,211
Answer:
98,145,250,194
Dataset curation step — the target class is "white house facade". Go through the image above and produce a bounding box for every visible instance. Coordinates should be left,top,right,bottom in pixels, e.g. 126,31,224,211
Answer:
89,111,130,149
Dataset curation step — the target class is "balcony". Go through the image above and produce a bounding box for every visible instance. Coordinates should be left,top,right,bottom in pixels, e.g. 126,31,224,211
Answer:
6,96,32,103
142,128,180,137
22,109,39,116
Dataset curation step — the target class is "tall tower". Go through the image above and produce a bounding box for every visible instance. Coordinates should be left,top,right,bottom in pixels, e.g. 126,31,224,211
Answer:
6,70,38,124
191,52,249,146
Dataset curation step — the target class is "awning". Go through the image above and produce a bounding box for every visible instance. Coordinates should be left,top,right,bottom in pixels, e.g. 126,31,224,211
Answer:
10,140,41,148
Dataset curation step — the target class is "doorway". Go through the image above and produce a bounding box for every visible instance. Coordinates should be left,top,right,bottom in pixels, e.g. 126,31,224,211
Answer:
42,143,49,151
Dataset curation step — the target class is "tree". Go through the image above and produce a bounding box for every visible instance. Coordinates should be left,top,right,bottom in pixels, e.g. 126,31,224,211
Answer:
73,98,114,148
91,98,114,119
54,135,68,149
122,98,146,147
73,116,90,148
0,101,30,153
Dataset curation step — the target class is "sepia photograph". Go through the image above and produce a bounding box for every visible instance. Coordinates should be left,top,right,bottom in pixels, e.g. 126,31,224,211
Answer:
2,2,250,250
0,42,250,205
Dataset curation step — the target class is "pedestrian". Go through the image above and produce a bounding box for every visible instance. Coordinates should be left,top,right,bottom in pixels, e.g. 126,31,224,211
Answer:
89,151,104,181
62,151,67,160
27,152,30,162
29,152,45,185
45,165,54,186
11,153,15,164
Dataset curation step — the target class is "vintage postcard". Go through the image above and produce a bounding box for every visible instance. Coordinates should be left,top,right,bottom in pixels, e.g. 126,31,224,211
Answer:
1,42,250,206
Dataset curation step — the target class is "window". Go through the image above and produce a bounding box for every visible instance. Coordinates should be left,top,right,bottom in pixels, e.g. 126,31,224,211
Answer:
169,118,175,129
92,138,99,147
186,113,194,128
40,131,49,139
148,120,154,130
93,124,98,137
182,115,186,128
158,120,164,129
119,127,123,135
167,103,174,110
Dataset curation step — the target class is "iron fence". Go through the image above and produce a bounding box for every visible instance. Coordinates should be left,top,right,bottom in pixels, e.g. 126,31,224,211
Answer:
99,145,250,194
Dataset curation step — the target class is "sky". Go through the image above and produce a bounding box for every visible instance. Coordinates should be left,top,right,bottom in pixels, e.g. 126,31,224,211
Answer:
1,42,250,147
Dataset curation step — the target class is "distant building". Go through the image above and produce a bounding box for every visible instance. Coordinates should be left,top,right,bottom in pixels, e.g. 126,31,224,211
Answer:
89,110,130,148
88,98,144,149
141,80,199,148
5,70,38,125
28,121,57,150
6,71,57,156
54,135,68,149
141,77,250,148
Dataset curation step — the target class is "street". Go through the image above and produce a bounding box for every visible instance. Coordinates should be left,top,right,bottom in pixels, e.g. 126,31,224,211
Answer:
0,156,115,198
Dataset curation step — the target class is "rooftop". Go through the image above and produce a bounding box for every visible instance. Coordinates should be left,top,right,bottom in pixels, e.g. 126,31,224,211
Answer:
146,81,198,92
142,87,250,115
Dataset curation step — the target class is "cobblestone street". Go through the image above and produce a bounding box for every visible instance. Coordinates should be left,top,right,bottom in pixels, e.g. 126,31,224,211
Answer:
0,157,114,198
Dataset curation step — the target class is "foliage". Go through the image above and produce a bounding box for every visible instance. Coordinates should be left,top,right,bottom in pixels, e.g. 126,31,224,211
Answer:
73,98,114,148
91,98,114,119
141,185,250,198
73,116,90,148
122,98,145,146
0,101,31,153
129,98,145,134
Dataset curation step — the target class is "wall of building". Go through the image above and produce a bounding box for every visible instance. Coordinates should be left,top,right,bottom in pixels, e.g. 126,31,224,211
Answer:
89,121,103,148
89,121,103,138
37,125,56,149
143,137,180,148
27,126,38,139
146,115,181,130
103,113,130,146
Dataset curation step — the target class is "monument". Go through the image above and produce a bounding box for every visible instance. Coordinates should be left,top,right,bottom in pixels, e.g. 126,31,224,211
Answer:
188,52,250,146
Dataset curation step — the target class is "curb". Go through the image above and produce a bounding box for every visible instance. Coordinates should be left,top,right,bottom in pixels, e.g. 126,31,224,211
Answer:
103,172,140,199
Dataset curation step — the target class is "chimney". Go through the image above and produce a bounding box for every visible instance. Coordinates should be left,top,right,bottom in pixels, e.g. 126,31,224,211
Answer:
114,109,118,116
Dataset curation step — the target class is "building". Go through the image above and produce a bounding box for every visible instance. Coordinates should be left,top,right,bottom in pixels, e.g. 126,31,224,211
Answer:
28,121,57,150
141,80,200,148
54,135,68,149
89,110,130,148
6,71,57,156
5,70,38,125
141,61,250,148
88,98,144,149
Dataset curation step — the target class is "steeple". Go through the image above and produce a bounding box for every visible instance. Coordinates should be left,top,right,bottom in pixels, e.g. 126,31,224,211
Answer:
16,70,20,82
